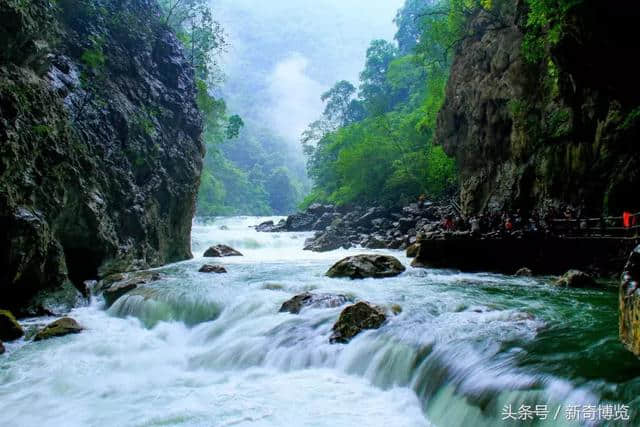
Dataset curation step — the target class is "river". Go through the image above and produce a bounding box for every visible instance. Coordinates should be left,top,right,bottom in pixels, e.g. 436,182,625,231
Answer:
1,217,639,426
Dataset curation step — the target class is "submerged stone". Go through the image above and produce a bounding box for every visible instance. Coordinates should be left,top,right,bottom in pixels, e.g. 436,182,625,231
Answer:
390,304,403,315
326,254,405,279
203,245,243,257
515,267,533,277
279,292,350,314
199,264,227,273
0,310,24,341
330,302,386,344
34,317,83,341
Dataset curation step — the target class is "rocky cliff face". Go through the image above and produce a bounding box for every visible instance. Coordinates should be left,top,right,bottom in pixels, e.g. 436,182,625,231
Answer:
620,245,640,356
436,0,640,216
0,0,203,314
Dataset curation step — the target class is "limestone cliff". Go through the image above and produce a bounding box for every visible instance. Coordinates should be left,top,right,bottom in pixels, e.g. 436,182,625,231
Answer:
436,0,640,216
620,245,640,356
0,0,203,314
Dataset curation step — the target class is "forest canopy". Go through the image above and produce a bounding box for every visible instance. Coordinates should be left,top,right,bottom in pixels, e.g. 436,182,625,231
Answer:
298,0,484,208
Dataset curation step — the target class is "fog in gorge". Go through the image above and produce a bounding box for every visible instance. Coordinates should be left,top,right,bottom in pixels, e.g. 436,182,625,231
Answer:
193,0,406,216
215,0,405,146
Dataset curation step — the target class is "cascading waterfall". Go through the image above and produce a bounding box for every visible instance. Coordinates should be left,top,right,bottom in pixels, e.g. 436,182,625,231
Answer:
1,216,638,426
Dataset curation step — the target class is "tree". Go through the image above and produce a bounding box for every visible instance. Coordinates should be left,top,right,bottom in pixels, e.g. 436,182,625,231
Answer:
320,81,365,127
358,39,398,115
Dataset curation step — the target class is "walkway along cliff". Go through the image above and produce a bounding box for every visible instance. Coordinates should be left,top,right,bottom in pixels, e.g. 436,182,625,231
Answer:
0,0,203,315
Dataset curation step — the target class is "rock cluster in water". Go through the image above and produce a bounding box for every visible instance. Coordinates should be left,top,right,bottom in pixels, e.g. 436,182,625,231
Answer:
620,245,640,356
256,203,450,252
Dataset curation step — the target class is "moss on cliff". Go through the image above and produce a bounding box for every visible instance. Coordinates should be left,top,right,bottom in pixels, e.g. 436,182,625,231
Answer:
436,0,640,216
0,0,203,314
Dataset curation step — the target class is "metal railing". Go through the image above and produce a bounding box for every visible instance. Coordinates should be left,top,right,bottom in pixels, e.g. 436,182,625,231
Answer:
549,211,640,238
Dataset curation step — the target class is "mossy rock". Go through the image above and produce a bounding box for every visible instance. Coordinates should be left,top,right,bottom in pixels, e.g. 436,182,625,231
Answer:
406,243,420,258
0,310,24,341
34,317,83,341
330,302,386,344
555,270,599,288
326,254,406,279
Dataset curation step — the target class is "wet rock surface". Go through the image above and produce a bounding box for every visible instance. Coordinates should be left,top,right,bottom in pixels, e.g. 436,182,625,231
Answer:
203,245,243,258
199,264,227,273
555,270,598,288
0,0,203,314
620,245,640,356
326,255,406,279
279,292,350,314
435,1,640,216
99,271,162,307
33,317,83,341
330,302,387,344
257,202,449,253
0,310,24,341
515,267,533,277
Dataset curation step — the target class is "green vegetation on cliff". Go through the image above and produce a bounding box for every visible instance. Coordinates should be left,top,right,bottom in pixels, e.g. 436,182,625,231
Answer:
300,0,480,207
159,0,304,216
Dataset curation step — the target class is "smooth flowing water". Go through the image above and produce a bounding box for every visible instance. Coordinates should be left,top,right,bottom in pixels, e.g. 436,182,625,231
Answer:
1,217,639,427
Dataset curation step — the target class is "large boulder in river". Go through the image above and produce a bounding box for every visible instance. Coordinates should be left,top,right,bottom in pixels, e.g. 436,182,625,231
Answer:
0,340,4,354
330,302,387,343
620,245,640,356
0,310,24,341
203,245,243,257
279,292,350,314
199,264,227,273
99,271,162,307
326,255,406,279
34,317,83,341
555,270,598,288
